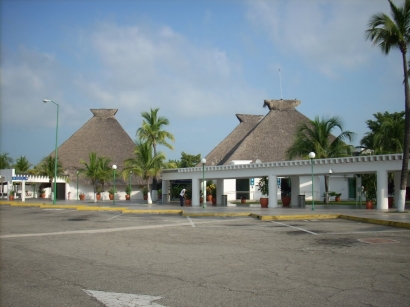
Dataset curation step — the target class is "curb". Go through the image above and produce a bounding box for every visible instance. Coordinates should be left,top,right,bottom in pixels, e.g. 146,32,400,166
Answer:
339,214,410,230
255,214,340,221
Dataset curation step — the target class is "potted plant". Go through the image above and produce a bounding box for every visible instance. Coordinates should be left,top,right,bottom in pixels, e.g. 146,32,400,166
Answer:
158,188,162,200
108,187,116,200
9,190,15,201
206,181,215,202
125,185,131,201
258,176,269,208
96,186,102,201
142,186,148,200
280,177,291,207
185,189,192,206
200,190,204,203
240,194,247,204
40,189,46,198
79,192,86,200
334,193,342,202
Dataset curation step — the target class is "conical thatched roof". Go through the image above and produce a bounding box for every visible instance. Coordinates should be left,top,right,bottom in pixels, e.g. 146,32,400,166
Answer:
48,109,142,184
204,99,311,165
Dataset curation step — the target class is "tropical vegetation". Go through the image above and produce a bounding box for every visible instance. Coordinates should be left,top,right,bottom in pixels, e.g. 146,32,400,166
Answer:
286,116,355,203
366,0,410,212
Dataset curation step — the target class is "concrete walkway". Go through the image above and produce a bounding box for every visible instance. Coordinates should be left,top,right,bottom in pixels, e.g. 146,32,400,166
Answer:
2,197,410,229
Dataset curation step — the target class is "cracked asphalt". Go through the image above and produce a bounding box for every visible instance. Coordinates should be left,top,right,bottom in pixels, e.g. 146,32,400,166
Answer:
1,205,410,307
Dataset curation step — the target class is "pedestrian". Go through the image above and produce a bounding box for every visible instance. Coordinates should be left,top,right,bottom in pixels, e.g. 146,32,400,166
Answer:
179,188,186,207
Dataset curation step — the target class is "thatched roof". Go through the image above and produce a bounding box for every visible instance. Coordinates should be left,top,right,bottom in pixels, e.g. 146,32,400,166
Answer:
47,109,144,184
204,99,311,165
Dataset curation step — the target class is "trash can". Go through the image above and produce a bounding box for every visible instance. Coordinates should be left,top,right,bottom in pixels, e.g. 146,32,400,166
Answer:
221,195,228,206
298,195,305,208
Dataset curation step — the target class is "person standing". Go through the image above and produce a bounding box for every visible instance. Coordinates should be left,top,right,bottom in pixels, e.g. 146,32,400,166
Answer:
179,188,186,207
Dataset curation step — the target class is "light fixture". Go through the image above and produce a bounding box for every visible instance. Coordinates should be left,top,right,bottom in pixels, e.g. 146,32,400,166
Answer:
308,152,316,211
201,158,206,208
43,99,59,205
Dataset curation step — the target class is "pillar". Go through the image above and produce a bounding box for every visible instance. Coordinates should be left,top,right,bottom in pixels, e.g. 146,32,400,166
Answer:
376,169,388,210
268,174,278,208
192,178,200,207
162,180,170,204
290,175,299,207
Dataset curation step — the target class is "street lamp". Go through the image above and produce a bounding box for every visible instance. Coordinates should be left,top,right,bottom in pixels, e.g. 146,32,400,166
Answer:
43,99,59,205
112,165,117,206
129,170,132,200
201,158,206,208
76,171,79,200
308,152,316,211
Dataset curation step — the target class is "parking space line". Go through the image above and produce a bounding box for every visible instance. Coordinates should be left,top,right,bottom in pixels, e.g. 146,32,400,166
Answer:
325,230,408,235
106,213,123,221
187,216,196,227
270,221,318,235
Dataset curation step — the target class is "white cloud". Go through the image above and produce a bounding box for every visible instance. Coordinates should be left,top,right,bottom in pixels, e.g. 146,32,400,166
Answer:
247,0,389,77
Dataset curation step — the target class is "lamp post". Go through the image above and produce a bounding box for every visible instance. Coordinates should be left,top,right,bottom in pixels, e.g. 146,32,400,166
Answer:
129,170,132,200
112,165,117,206
201,158,206,208
76,171,79,200
308,152,316,211
43,99,59,205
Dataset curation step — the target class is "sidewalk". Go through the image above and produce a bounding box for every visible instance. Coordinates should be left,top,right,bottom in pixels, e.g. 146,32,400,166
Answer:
1,198,410,229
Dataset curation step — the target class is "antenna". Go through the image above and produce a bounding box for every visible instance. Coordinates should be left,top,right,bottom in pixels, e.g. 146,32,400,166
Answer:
279,69,283,99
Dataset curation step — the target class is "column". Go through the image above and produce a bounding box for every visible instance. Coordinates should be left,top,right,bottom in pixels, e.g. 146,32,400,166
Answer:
162,180,169,204
192,178,200,207
268,174,278,208
22,181,26,202
376,169,388,210
290,175,299,207
393,171,400,208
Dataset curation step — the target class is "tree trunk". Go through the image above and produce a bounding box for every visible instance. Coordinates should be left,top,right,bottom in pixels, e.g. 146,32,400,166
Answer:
324,175,329,204
398,50,410,212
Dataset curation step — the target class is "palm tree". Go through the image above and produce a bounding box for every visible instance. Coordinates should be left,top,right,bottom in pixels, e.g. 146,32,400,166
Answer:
37,156,64,184
361,111,405,154
0,153,13,169
137,108,175,200
79,152,112,201
366,0,410,212
123,139,166,204
14,156,32,173
286,116,355,203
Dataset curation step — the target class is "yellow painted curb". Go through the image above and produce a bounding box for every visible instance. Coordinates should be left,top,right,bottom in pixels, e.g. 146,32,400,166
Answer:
10,203,44,207
123,209,182,215
182,212,252,217
339,214,410,230
256,214,340,221
76,206,128,211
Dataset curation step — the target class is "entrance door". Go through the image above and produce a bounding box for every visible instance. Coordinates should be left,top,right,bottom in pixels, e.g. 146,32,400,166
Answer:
236,179,249,200
348,178,356,199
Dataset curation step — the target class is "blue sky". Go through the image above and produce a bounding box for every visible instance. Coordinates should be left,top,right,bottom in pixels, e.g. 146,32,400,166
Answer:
0,0,405,166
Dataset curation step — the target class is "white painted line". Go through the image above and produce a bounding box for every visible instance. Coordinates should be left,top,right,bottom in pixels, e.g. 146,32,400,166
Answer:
1,217,250,239
106,213,123,221
270,221,318,235
325,230,408,235
187,216,196,227
83,289,166,307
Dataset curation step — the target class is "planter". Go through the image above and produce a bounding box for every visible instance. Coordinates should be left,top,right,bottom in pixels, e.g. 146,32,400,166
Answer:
241,198,246,204
125,194,130,201
96,194,101,201
212,197,216,206
335,196,341,202
281,196,291,207
200,197,204,203
207,195,212,202
9,195,14,201
143,195,148,200
40,193,46,198
109,194,114,200
79,194,85,200
388,197,394,208
260,198,269,208
365,200,374,209
185,199,192,206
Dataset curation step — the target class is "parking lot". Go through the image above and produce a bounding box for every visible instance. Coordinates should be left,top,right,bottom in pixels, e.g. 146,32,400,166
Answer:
1,205,410,307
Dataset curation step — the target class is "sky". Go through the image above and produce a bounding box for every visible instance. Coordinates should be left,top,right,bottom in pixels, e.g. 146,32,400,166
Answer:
0,0,405,166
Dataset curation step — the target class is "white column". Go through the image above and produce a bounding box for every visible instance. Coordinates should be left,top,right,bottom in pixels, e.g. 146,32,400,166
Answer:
192,178,200,207
216,179,224,206
268,174,278,208
376,169,388,210
393,171,400,209
290,176,299,207
162,180,169,204
22,181,26,202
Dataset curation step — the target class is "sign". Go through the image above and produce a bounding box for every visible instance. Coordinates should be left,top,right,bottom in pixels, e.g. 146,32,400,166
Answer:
12,176,28,181
250,178,254,186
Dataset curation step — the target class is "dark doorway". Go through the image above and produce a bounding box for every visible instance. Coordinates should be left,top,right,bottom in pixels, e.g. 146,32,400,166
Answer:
236,179,249,200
